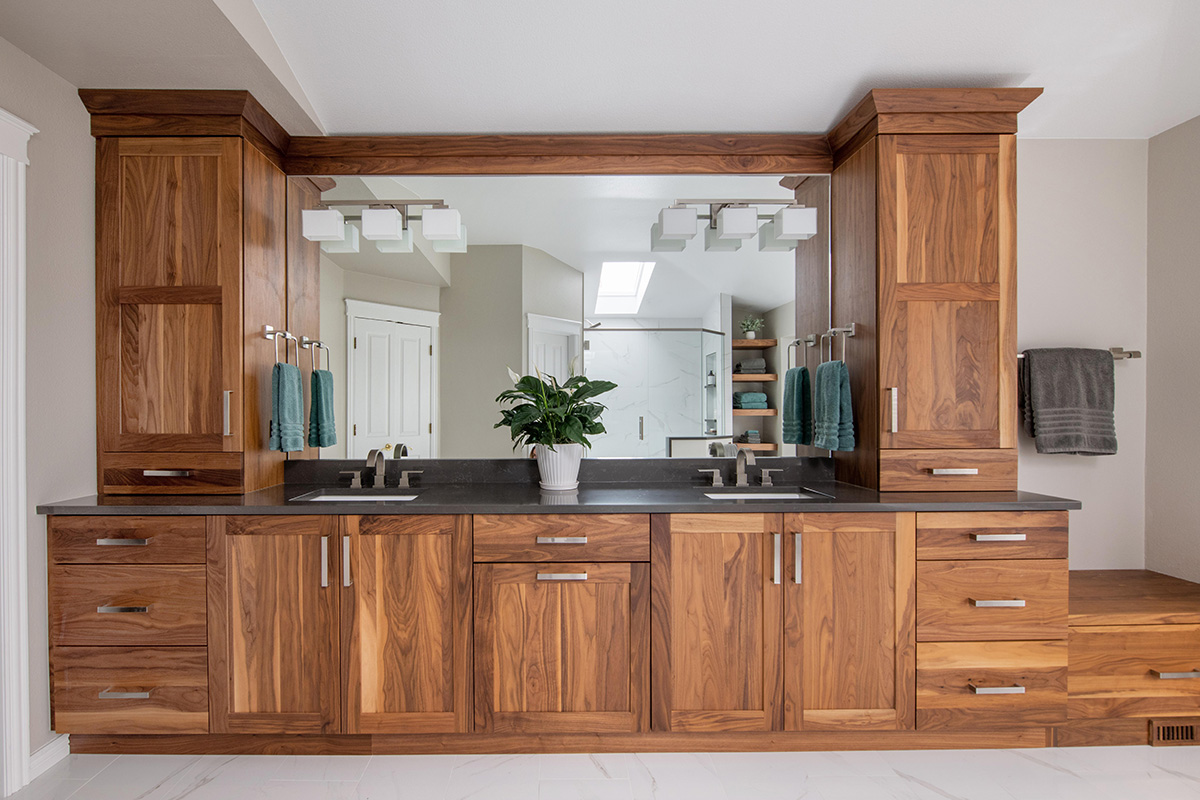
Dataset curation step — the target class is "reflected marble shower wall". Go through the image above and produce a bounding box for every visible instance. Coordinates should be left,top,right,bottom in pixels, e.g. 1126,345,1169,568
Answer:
585,329,716,457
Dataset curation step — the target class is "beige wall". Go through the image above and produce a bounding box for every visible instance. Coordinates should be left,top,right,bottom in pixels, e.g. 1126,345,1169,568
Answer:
1016,139,1148,570
1146,115,1200,582
520,246,584,371
0,34,96,752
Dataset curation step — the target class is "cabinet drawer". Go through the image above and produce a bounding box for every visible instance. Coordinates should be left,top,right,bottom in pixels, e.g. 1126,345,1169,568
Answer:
917,641,1067,729
1069,624,1200,719
52,646,208,734
101,452,243,495
917,560,1067,641
50,565,206,646
880,449,1017,492
473,514,650,562
917,512,1068,560
49,516,206,564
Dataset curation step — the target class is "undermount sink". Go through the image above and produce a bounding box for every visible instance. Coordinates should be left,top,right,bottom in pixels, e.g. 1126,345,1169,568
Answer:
703,488,831,501
290,489,419,502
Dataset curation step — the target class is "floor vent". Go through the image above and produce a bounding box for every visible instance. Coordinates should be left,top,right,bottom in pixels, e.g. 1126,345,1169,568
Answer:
1151,719,1200,746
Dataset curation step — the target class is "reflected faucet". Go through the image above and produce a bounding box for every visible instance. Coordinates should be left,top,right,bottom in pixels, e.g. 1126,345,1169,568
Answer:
735,446,756,488
365,448,386,489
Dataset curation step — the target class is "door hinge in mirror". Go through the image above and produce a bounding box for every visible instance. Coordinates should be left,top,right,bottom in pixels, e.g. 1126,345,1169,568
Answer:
353,424,357,435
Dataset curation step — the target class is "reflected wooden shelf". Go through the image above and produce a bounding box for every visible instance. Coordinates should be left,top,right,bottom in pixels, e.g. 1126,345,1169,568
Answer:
733,408,777,416
732,373,777,382
736,442,778,452
732,338,777,349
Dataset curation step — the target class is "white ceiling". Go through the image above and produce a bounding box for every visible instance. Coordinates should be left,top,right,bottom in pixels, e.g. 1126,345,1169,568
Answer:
250,0,1200,138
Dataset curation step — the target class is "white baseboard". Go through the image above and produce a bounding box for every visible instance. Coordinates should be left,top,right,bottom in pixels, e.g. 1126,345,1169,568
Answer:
27,736,68,781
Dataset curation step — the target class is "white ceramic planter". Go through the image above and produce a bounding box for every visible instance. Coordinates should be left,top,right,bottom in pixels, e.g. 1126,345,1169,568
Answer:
536,442,585,490
745,330,757,339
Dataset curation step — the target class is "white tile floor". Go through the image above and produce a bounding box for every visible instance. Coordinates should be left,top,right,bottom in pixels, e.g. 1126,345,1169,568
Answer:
9,746,1200,800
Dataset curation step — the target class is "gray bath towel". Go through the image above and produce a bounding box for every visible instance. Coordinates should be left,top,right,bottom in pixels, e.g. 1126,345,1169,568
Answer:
1020,348,1116,455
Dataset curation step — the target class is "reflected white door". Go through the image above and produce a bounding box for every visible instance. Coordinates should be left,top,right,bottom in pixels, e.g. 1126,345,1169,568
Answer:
529,330,573,382
349,317,431,459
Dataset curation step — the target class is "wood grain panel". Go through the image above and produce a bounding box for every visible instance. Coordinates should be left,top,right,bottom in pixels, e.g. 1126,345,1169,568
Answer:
473,514,649,562
917,559,1068,642
997,135,1018,449
286,177,323,460
50,564,206,646
116,286,223,305
49,515,206,564
1070,570,1200,626
52,646,208,734
792,176,832,456
879,449,1017,492
1051,718,1151,748
917,641,1067,729
101,453,243,495
1069,625,1200,719
894,283,1000,302
876,112,1018,136
916,511,1068,560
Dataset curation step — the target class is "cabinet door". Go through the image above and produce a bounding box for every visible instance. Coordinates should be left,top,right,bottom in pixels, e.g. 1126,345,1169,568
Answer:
474,562,649,733
208,516,340,733
877,134,1016,451
783,513,916,731
97,137,243,454
344,515,472,733
651,514,783,732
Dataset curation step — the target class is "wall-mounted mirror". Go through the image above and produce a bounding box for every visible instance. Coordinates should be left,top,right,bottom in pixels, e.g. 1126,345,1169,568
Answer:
287,173,830,460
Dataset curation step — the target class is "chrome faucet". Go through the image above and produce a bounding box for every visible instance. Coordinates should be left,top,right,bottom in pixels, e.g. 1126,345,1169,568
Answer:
735,446,756,487
365,448,386,488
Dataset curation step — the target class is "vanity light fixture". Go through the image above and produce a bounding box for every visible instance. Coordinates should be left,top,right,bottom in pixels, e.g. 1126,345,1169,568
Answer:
757,220,796,252
652,198,816,252
650,221,687,252
422,207,463,241
374,228,414,253
301,208,346,241
658,205,699,239
319,222,360,254
703,225,742,252
360,207,406,240
431,224,468,253
773,205,818,240
715,205,759,240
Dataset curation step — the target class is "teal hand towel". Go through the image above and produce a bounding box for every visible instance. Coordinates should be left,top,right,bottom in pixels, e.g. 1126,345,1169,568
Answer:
836,361,855,451
813,361,855,452
308,369,337,448
732,391,768,403
782,366,812,445
269,362,305,453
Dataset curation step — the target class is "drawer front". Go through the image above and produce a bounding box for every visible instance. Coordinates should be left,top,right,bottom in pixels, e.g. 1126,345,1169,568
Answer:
52,646,208,733
50,516,207,564
917,559,1067,641
1070,624,1200,719
917,512,1068,561
50,565,206,646
473,514,650,562
101,452,243,495
880,449,1017,492
917,641,1067,729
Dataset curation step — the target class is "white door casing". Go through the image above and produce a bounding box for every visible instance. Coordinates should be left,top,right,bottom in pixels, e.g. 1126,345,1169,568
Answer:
526,313,582,382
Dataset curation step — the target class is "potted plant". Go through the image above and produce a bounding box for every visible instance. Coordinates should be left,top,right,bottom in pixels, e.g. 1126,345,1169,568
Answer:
740,314,765,339
495,368,617,490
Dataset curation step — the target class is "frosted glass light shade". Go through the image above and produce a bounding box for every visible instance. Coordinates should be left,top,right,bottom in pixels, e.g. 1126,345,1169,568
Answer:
650,221,686,252
361,207,405,240
375,228,413,253
301,208,345,241
320,222,360,253
422,207,462,240
773,205,818,240
658,206,698,239
758,220,798,252
431,223,468,253
716,205,758,239
704,224,742,252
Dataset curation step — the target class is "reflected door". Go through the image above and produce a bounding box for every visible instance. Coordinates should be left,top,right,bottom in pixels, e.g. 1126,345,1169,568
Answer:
529,330,573,382
349,317,432,459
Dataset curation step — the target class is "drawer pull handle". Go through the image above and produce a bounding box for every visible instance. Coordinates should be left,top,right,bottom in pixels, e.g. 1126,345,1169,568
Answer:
223,390,233,437
794,532,802,585
96,606,149,614
537,573,588,581
969,598,1026,608
320,536,329,588
1151,670,1200,680
772,532,781,585
930,468,979,476
536,537,587,545
342,535,352,588
969,684,1025,695
142,469,191,478
889,387,899,434
95,538,150,547
971,533,1027,542
99,690,151,700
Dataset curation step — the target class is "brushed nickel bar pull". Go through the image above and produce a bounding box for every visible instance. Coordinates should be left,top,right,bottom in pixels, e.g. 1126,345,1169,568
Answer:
95,538,149,547
537,573,588,581
1151,669,1200,680
223,390,233,436
99,690,151,700
96,606,148,614
142,469,191,478
320,536,329,588
889,388,899,434
794,532,802,585
971,533,1027,542
773,533,781,585
968,684,1025,695
342,535,352,587
536,536,587,545
970,598,1026,608
639,416,644,440
931,468,979,476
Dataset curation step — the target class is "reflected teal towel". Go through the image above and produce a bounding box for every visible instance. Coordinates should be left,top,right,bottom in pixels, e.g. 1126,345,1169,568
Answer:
308,369,337,448
269,362,304,452
782,366,812,446
813,361,854,452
